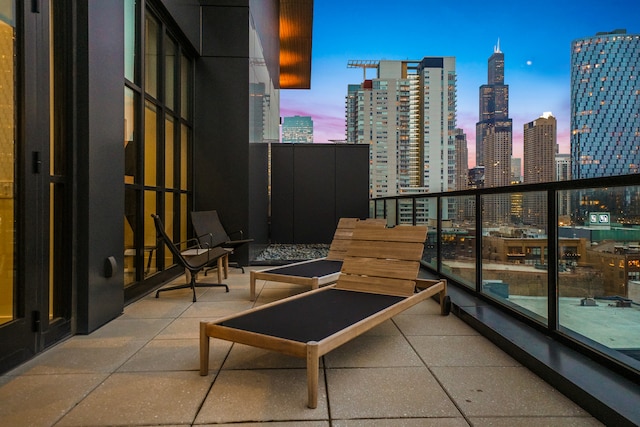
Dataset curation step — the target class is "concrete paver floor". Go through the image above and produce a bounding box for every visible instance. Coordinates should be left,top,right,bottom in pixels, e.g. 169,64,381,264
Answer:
0,268,603,426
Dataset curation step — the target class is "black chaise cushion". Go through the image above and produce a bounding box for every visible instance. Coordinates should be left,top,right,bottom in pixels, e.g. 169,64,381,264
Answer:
221,288,403,342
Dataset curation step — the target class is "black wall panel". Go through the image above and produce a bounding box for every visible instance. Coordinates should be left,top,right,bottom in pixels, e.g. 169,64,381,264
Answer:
78,1,125,332
271,144,369,244
293,146,336,243
271,144,294,242
249,143,269,245
200,4,249,57
336,145,370,219
159,0,201,50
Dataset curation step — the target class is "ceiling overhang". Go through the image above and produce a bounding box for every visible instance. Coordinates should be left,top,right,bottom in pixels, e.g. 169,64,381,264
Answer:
279,0,313,89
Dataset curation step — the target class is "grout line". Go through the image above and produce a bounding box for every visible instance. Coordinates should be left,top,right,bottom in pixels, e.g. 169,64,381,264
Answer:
393,307,474,426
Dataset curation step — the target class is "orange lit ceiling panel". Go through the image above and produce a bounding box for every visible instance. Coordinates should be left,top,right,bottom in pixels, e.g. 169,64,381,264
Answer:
279,0,313,89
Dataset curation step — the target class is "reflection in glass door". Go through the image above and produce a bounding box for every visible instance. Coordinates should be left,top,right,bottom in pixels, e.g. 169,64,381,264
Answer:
0,1,16,328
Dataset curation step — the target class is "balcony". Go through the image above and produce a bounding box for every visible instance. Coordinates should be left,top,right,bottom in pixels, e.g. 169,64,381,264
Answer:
1,177,639,425
0,269,606,425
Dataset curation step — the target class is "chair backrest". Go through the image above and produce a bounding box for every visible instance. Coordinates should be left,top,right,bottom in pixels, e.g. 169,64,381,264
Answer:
152,214,189,266
190,210,229,247
335,225,428,297
326,218,387,260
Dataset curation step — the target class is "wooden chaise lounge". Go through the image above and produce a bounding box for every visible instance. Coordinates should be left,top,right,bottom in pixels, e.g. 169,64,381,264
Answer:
249,217,386,300
200,224,451,408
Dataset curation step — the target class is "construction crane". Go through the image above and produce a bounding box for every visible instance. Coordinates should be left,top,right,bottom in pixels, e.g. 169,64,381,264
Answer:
347,60,379,80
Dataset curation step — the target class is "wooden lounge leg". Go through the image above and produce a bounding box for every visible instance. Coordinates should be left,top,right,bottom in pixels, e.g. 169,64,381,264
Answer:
217,257,223,283
310,276,319,290
306,341,319,408
250,270,257,301
200,322,210,375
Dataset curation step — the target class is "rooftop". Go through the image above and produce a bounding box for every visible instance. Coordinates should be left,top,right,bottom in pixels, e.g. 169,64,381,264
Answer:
0,268,606,426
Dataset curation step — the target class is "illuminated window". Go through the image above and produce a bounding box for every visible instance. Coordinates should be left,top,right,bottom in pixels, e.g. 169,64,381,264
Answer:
124,1,193,288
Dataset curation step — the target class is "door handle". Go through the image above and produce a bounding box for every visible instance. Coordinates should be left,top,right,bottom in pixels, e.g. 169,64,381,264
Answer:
32,151,42,174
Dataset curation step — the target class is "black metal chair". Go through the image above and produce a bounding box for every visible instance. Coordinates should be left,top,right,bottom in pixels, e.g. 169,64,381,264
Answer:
152,214,229,302
190,210,253,273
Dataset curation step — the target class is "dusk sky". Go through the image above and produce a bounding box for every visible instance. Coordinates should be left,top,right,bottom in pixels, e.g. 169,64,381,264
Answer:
280,0,640,167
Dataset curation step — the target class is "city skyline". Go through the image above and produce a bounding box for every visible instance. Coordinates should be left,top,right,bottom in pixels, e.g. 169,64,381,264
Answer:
280,0,640,167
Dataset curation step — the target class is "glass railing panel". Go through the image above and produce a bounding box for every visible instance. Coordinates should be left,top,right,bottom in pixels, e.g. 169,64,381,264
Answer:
480,191,548,325
414,196,437,269
386,198,398,226
441,195,475,288
396,198,413,225
558,186,640,369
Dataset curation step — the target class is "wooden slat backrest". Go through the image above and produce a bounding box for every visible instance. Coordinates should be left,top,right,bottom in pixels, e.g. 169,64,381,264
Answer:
353,218,387,229
326,218,386,260
340,257,420,281
350,226,426,243
346,241,424,260
336,225,428,297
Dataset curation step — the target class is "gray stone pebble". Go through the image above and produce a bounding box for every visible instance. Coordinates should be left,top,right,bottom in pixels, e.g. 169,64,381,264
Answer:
254,244,329,261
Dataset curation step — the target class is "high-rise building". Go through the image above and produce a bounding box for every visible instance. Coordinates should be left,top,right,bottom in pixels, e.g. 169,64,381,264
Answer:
346,58,457,209
523,112,557,184
282,115,313,143
468,166,485,189
454,129,468,191
476,40,512,178
523,112,557,228
571,29,640,179
476,42,512,223
556,153,572,218
453,128,475,221
345,84,361,144
511,158,522,184
556,153,571,182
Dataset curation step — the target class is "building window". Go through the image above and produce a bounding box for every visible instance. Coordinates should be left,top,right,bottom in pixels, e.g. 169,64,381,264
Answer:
124,1,193,288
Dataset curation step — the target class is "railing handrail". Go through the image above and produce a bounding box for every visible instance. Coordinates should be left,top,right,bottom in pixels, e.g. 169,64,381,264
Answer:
372,173,640,201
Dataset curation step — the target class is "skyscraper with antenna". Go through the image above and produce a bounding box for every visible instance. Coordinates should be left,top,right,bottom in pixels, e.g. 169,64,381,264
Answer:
476,40,512,188
476,41,513,223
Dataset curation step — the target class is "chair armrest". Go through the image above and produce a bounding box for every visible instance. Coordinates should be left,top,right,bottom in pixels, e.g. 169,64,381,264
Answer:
194,232,214,249
174,237,202,252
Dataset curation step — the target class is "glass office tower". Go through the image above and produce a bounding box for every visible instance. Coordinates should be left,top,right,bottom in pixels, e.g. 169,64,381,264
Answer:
282,115,314,143
571,29,640,179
